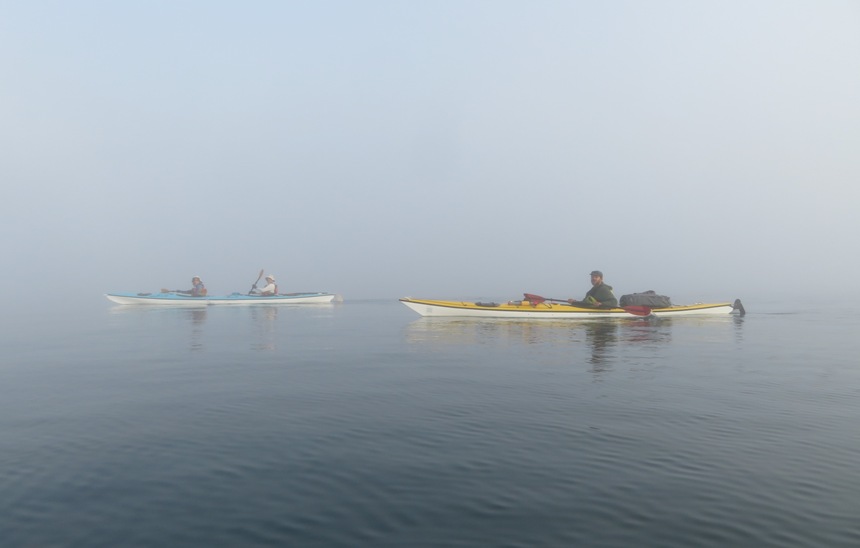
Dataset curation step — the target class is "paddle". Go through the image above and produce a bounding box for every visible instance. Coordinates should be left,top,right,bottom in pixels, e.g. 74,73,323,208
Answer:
523,293,652,316
249,269,264,294
523,293,567,305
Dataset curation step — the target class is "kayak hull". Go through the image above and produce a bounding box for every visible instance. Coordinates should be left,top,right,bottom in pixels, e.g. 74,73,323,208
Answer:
205,293,336,305
106,292,337,306
400,297,740,318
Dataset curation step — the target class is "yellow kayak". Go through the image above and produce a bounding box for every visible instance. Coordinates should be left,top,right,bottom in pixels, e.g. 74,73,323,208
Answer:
400,297,743,318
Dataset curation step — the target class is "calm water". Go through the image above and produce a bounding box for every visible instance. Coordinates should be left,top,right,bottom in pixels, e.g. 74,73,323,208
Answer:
2,298,859,547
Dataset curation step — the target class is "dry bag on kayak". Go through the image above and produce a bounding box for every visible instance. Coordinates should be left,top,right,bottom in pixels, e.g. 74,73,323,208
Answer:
619,290,672,308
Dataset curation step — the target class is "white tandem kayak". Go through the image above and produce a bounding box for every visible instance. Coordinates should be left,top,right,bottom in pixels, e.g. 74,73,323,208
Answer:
106,292,338,306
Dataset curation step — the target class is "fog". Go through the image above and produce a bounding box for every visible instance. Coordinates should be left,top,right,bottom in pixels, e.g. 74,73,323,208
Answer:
3,1,858,307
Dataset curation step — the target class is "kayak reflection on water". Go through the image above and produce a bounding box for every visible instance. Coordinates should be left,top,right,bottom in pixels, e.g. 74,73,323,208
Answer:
584,321,618,372
184,308,207,351
403,317,670,355
250,307,279,351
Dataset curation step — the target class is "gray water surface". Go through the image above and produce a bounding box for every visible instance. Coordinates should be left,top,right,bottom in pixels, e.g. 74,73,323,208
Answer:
2,300,858,546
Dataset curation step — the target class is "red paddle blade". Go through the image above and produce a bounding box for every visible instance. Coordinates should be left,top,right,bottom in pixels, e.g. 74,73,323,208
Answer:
523,293,546,305
624,305,652,316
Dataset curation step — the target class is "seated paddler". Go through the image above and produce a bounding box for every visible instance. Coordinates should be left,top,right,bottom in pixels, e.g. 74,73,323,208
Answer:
163,276,207,297
568,270,618,309
251,275,278,296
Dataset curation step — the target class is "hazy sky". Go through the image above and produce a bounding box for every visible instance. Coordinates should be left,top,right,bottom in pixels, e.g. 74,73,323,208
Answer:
2,1,858,304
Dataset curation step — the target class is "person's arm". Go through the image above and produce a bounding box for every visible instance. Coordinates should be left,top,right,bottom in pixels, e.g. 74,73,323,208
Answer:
578,288,597,306
568,288,600,307
568,288,589,305
593,285,617,308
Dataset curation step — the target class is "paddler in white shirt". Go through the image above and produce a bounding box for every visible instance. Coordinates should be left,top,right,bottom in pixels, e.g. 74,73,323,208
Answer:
252,275,278,296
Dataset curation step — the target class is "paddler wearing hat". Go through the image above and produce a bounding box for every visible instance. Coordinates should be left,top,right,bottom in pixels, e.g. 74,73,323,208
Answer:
252,274,278,296
568,270,618,309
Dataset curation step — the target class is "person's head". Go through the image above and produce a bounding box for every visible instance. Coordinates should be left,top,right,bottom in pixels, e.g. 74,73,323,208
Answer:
266,275,275,282
192,276,201,284
589,270,603,285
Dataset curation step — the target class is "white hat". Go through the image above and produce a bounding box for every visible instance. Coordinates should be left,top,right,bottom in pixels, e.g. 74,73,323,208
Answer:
266,275,275,281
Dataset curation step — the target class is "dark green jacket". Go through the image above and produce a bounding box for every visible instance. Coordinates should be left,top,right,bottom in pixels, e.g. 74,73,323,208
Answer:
580,282,618,309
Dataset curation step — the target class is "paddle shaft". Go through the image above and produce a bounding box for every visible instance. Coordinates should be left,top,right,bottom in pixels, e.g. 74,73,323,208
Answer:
249,269,264,293
523,293,569,304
